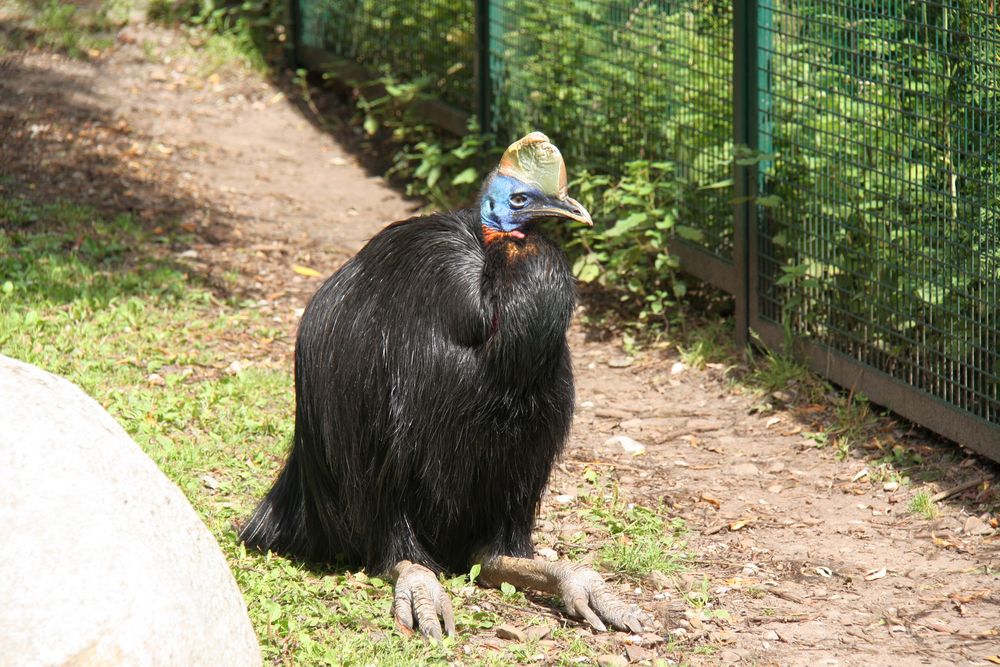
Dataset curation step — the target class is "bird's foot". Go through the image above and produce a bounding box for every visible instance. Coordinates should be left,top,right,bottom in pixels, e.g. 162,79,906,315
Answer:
554,563,646,634
389,560,456,640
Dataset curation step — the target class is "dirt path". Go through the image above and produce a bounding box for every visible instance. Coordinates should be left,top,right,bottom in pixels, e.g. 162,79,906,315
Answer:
4,21,998,667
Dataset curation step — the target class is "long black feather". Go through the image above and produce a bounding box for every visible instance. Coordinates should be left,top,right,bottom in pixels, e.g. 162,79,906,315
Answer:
240,208,576,574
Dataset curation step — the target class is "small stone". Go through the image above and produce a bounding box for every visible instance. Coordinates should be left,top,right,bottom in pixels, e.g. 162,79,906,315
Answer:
525,624,552,641
596,655,627,667
719,649,742,664
670,361,687,375
963,515,993,536
731,462,761,477
495,624,526,642
605,435,646,455
536,547,559,561
645,570,671,590
625,645,654,662
552,494,575,505
607,357,633,368
146,373,165,386
883,480,899,492
200,474,220,491
762,629,780,641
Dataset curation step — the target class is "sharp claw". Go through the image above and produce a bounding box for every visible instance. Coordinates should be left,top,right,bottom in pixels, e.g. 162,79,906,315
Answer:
558,565,646,633
391,562,455,640
441,596,457,637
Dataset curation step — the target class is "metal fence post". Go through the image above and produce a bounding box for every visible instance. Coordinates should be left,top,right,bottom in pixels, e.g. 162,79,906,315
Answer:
732,0,758,352
284,0,301,68
474,0,492,133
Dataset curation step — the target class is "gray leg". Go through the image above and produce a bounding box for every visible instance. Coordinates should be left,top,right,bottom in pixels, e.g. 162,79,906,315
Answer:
389,560,456,639
480,555,644,633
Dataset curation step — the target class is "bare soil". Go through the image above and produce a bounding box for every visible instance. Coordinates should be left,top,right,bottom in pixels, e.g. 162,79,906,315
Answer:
3,20,998,667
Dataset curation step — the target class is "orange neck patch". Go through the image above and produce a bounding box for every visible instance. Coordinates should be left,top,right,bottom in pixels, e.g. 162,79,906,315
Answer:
482,225,526,244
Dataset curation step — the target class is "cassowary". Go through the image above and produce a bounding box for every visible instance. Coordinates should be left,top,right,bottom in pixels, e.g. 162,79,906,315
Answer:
240,132,644,637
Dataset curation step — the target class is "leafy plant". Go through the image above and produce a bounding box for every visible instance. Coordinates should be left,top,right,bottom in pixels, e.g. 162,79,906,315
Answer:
567,161,687,328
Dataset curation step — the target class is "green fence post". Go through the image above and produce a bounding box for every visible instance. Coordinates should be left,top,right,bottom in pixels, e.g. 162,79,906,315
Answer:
285,0,300,68
732,0,757,352
475,0,492,133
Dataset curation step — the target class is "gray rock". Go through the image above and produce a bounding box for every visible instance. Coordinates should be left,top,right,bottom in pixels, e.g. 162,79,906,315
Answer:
596,654,628,667
0,355,261,667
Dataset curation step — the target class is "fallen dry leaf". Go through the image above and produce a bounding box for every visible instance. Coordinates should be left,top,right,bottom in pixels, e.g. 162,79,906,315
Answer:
700,493,721,509
864,566,887,581
292,264,323,277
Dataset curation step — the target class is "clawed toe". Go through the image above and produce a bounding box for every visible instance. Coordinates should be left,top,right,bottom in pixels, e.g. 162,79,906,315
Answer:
390,561,456,639
559,565,647,633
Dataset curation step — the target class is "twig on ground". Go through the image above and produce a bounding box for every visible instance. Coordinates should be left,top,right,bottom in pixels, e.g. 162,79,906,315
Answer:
930,477,990,503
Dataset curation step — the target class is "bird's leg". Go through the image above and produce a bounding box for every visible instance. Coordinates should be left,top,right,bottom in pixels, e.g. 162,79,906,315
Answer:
480,555,645,633
388,560,456,639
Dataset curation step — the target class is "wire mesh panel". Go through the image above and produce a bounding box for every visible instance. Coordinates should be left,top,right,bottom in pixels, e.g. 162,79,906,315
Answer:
296,0,474,108
755,1,1000,430
486,0,735,261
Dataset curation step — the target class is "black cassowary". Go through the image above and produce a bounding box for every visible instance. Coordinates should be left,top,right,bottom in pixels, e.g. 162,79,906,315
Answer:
240,133,644,637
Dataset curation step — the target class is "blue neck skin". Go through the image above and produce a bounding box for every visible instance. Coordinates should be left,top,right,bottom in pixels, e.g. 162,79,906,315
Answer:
480,173,541,235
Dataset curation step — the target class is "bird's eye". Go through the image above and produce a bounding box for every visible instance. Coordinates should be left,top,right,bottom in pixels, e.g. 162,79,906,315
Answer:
509,193,529,209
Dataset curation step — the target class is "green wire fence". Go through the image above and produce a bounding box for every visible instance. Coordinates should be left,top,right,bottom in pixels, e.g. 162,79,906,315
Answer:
292,0,1000,460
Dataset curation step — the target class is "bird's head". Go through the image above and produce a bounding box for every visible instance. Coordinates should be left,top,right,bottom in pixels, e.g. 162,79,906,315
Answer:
480,132,592,239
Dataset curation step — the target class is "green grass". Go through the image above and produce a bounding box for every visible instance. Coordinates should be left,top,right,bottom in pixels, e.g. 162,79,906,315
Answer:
578,482,690,580
0,0,118,58
908,491,938,520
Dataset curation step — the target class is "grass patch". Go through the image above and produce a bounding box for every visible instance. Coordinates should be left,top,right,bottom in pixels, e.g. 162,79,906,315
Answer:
578,479,690,580
0,0,119,57
908,491,938,520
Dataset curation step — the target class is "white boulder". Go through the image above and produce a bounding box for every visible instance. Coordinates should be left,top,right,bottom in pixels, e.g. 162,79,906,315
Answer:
0,355,261,666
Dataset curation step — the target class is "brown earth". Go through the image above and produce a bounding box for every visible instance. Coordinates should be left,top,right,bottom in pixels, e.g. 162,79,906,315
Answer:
2,19,998,667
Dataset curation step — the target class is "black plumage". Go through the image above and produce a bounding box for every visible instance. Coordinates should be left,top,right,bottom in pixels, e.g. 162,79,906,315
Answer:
240,134,643,637
240,208,577,575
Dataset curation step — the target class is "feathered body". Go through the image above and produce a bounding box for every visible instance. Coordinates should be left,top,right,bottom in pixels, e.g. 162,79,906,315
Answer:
240,207,577,574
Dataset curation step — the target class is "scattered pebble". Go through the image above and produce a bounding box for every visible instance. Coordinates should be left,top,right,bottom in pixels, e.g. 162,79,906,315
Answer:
596,654,627,667
625,644,654,662
146,372,165,386
645,570,671,590
525,624,552,641
607,357,633,368
552,494,575,505
495,624,525,642
670,361,687,375
536,547,559,562
719,649,743,664
731,462,760,477
963,515,993,536
605,435,646,455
